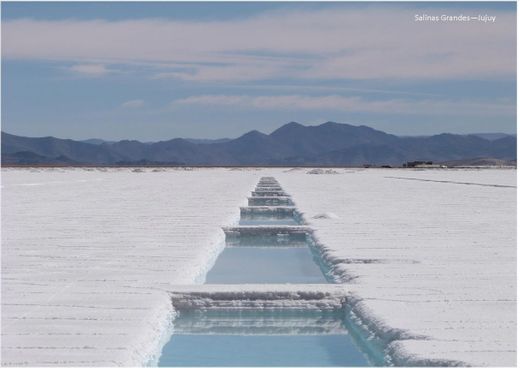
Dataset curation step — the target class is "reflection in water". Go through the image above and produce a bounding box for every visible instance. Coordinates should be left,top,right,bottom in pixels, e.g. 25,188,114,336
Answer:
205,247,328,284
239,218,299,226
158,178,381,367
239,210,300,226
158,310,370,367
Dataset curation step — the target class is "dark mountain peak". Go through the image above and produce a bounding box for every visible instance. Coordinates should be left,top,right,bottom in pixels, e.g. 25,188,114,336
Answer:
120,139,142,143
184,138,231,145
154,138,198,149
314,122,395,140
162,137,192,144
2,124,516,166
285,121,305,128
1,132,58,141
470,133,515,141
270,122,305,137
358,124,380,131
319,121,340,127
318,121,358,129
429,133,487,143
313,122,368,134
494,135,516,143
318,122,378,133
239,130,268,139
82,138,114,145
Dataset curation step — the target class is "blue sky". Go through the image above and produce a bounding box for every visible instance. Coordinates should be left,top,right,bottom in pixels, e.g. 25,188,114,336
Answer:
2,2,517,141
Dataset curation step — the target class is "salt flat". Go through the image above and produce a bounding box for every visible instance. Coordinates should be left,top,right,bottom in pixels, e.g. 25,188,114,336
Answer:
278,168,517,366
1,167,516,366
1,168,259,366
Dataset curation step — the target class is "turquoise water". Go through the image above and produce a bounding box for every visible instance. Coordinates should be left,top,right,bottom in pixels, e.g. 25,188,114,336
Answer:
160,334,368,366
225,231,308,247
158,310,370,367
239,214,299,226
239,218,298,225
158,179,373,367
205,247,327,284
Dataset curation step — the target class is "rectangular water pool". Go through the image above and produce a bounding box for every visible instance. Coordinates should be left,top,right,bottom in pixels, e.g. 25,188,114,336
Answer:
205,246,327,284
158,310,369,367
239,218,299,226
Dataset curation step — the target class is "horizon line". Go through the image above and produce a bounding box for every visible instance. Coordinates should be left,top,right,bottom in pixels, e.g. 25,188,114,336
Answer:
1,120,517,143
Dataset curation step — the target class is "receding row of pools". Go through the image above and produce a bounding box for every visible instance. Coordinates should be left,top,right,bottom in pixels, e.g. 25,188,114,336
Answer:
158,177,382,367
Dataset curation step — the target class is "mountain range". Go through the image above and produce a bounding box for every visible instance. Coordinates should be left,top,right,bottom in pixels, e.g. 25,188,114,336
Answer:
1,122,516,166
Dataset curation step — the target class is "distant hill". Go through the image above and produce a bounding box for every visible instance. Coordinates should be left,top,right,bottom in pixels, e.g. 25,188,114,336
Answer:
184,138,232,144
469,133,516,141
1,150,79,165
441,157,517,167
2,133,125,164
80,138,115,145
2,122,517,166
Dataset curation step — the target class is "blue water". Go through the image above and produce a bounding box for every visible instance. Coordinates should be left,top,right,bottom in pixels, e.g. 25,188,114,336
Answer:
227,217,306,246
158,181,371,367
160,334,368,366
205,247,327,284
158,311,370,367
239,218,298,226
225,231,308,247
238,212,299,226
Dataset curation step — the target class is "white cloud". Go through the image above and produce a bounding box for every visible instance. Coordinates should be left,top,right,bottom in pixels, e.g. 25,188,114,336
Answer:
121,99,145,108
68,63,111,76
153,63,292,82
2,7,515,82
172,94,515,117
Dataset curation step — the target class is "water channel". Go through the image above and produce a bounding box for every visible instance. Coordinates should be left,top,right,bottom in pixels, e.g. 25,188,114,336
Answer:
158,177,373,367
